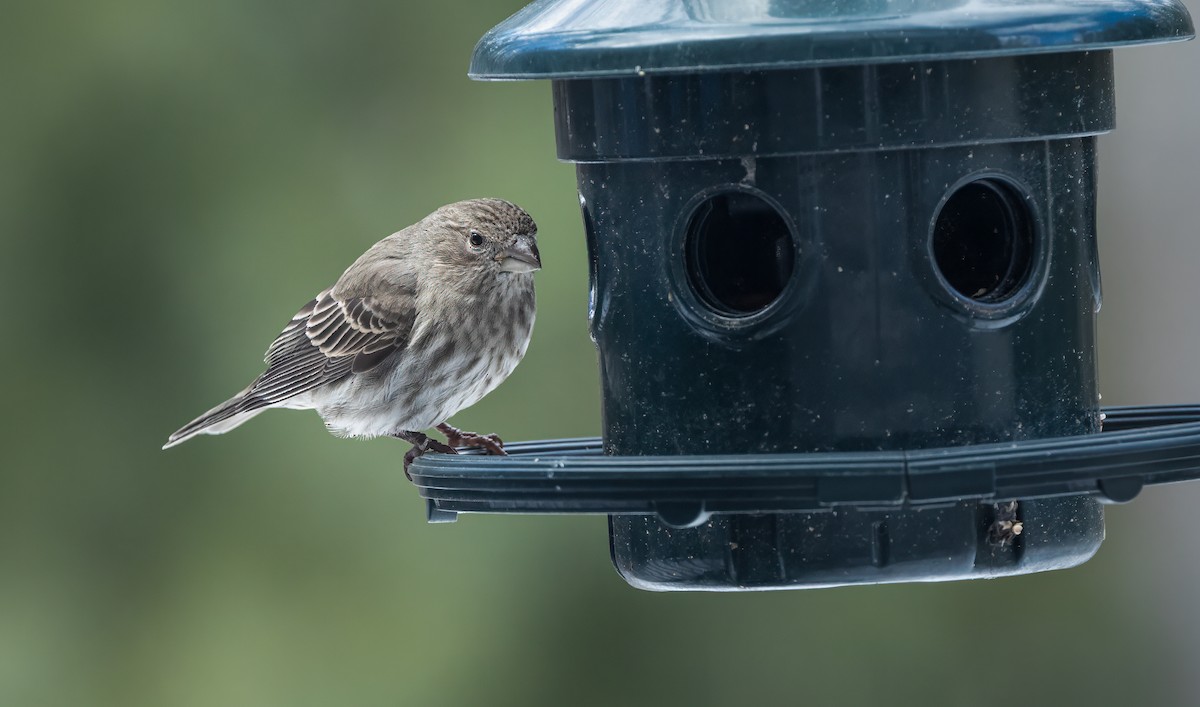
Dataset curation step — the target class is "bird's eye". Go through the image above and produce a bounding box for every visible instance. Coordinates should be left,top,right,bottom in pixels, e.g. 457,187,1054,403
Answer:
469,231,484,247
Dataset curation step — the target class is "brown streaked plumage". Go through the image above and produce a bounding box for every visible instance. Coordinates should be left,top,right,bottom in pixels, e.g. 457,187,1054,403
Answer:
164,198,540,471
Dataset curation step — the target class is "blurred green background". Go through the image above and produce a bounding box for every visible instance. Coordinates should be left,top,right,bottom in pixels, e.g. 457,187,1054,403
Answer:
3,1,1199,705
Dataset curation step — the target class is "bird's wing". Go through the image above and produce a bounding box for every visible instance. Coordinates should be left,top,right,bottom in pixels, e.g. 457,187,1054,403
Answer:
250,287,415,404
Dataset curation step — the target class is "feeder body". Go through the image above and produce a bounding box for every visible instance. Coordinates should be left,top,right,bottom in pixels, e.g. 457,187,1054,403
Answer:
562,53,1112,588
572,55,1110,456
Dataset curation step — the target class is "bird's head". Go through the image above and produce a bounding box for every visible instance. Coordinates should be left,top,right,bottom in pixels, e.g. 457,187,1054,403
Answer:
431,198,540,278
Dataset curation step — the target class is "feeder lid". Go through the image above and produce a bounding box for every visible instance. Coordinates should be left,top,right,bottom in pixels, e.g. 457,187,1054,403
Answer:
470,0,1194,79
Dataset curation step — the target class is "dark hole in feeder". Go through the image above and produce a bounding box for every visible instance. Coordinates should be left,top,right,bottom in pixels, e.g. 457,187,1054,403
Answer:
685,191,794,316
932,179,1035,303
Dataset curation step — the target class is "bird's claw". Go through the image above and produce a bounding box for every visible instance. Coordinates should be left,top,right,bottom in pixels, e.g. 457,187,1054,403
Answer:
397,431,458,481
437,423,507,456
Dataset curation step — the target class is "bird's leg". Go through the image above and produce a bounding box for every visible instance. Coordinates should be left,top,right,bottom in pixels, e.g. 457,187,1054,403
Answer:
394,430,457,480
436,422,506,456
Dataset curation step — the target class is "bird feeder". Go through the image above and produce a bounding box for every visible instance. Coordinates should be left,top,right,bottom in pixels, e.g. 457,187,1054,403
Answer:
410,0,1200,591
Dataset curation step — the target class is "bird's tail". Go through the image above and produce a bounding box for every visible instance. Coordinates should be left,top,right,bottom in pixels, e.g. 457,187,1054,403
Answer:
162,391,267,450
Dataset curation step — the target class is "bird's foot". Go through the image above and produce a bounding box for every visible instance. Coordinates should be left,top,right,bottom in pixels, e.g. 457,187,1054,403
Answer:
436,422,506,456
394,430,458,480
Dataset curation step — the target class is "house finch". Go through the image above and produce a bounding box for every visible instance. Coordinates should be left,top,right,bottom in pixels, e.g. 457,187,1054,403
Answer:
163,198,540,474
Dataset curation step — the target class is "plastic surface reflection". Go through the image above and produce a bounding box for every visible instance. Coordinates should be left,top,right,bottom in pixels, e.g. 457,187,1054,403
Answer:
471,0,1194,78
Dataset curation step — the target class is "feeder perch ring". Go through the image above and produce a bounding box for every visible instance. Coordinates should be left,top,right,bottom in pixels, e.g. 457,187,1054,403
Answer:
413,405,1200,522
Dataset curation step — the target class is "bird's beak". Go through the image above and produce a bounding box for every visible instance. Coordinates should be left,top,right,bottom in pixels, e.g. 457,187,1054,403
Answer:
498,235,541,273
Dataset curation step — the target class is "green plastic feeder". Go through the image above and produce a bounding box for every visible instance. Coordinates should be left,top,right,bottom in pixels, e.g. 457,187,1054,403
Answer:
410,0,1199,591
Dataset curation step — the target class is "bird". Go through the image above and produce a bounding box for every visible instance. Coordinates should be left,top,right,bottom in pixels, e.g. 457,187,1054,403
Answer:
163,198,540,475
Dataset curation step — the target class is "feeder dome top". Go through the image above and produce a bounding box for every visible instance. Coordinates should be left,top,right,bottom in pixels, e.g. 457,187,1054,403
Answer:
470,0,1194,79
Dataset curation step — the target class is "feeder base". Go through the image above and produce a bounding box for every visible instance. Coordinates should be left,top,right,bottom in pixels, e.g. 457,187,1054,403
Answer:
609,497,1103,591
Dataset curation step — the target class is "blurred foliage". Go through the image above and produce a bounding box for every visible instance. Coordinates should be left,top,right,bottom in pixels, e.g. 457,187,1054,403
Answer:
1,1,1199,706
